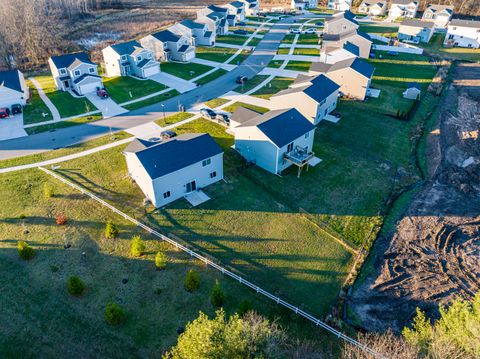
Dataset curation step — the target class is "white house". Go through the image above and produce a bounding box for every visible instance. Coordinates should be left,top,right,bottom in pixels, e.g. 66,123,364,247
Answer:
222,1,246,22
319,41,359,63
239,0,259,16
291,0,309,11
234,108,316,176
327,0,352,11
324,11,359,36
140,30,195,62
403,82,421,99
444,19,480,48
358,0,387,16
102,40,160,78
388,0,418,19
422,4,453,28
170,20,216,47
322,30,372,58
310,57,375,100
197,5,229,35
0,69,29,110
124,134,224,207
48,52,102,95
398,18,434,43
270,74,340,124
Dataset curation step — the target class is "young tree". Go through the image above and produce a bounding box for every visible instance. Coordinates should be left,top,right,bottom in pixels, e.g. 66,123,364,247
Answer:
104,220,118,239
17,241,35,260
184,269,200,292
55,213,67,225
67,276,85,296
130,235,145,257
155,251,167,270
105,302,125,326
210,280,225,308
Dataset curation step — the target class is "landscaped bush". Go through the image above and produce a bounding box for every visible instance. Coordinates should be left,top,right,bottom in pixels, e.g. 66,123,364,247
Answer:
67,276,85,296
55,213,67,225
104,220,118,239
43,183,54,198
184,269,201,292
17,241,35,260
210,280,225,307
105,302,125,325
130,235,145,257
155,251,167,270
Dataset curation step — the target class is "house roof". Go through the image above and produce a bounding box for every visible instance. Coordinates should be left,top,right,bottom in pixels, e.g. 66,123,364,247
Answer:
391,0,417,5
361,0,386,7
357,30,372,41
343,41,360,56
204,31,213,38
110,40,145,56
178,44,191,52
325,10,358,25
132,133,223,179
208,5,228,13
180,19,205,30
124,138,158,153
227,14,236,19
350,57,375,78
50,52,95,69
230,1,245,8
449,19,480,29
151,29,181,43
425,4,453,14
137,59,154,68
407,82,421,90
400,18,435,28
0,70,23,93
273,74,340,104
238,108,315,148
72,73,101,84
231,106,262,124
311,57,375,79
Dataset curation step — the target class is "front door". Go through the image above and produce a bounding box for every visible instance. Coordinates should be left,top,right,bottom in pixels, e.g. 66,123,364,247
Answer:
123,65,131,76
186,180,196,193
64,80,70,88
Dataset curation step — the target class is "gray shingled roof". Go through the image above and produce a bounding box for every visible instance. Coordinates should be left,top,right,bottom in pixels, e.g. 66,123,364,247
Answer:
425,4,453,14
0,70,23,93
231,107,262,124
110,40,144,56
151,30,181,43
50,52,94,69
181,19,205,29
133,133,223,179
238,108,315,148
401,18,435,28
391,0,418,5
311,57,375,79
273,75,340,104
449,19,480,28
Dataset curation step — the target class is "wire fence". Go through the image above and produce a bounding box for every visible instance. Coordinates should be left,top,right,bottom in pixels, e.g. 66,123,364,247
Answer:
39,166,387,359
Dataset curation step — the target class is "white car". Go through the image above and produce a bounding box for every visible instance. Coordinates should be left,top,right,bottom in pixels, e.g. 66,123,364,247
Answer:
290,28,301,34
303,28,317,34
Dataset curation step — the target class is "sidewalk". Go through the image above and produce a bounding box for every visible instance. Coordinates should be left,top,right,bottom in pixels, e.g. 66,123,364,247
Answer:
273,54,320,62
221,91,273,109
29,77,61,121
148,72,197,93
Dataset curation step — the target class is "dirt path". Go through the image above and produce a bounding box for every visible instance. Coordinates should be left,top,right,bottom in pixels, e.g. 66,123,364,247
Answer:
349,62,480,332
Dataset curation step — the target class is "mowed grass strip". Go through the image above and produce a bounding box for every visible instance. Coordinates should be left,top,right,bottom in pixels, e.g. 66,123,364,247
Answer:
216,35,249,46
154,112,195,127
25,114,103,135
23,80,53,125
252,77,295,99
103,76,167,104
222,101,269,114
195,69,227,86
285,61,312,72
123,90,180,111
296,34,320,45
233,75,269,93
34,75,98,118
160,62,213,80
196,46,239,63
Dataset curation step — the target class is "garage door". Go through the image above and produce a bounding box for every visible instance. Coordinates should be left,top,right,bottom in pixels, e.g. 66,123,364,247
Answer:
143,65,160,78
78,81,100,95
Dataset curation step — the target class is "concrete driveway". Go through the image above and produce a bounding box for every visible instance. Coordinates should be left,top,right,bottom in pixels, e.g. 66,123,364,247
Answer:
0,113,27,141
84,93,127,118
148,72,197,93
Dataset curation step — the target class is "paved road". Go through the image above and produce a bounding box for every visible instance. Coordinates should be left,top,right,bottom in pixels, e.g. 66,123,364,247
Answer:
0,17,294,160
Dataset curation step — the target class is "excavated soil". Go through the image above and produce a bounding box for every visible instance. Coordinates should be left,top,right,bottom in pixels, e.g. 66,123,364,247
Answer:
350,62,480,332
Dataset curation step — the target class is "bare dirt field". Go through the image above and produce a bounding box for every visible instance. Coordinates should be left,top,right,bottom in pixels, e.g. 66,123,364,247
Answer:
349,62,480,332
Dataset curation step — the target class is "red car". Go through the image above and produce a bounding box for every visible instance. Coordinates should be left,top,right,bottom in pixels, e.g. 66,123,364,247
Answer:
96,89,109,99
0,108,10,118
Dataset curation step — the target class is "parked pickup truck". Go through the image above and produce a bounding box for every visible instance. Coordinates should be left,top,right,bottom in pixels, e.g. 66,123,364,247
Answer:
96,88,109,99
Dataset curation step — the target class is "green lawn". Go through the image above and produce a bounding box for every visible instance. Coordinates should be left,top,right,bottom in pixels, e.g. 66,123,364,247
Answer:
34,76,98,118
204,98,230,109
154,112,195,127
287,47,319,56
23,80,53,125
216,35,249,46
252,77,295,99
194,69,227,86
103,76,167,104
285,61,312,72
420,33,480,62
228,49,251,64
123,90,180,111
222,102,269,114
196,46,238,63
25,114,103,135
359,24,399,38
267,59,283,68
281,34,296,44
296,34,320,45
160,62,213,80
369,59,438,84
233,75,269,93
246,37,261,47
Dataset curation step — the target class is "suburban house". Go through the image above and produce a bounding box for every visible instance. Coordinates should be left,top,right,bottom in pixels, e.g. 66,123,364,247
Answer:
239,0,259,16
320,41,359,63
124,134,224,207
270,74,340,124
233,108,316,176
324,11,358,35
327,0,352,11
398,18,434,43
422,4,454,28
388,0,418,19
403,82,421,99
310,57,375,101
48,52,102,95
170,20,216,47
358,0,387,16
197,5,229,35
102,40,160,78
140,30,195,62
221,1,246,22
291,0,309,11
444,19,480,48
0,69,29,110
322,30,372,58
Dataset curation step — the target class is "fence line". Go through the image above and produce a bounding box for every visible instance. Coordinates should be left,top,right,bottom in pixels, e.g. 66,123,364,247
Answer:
39,166,386,359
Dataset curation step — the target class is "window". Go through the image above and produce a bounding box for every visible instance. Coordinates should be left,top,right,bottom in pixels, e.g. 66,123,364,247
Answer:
74,70,80,76
163,191,171,199
121,55,127,61
210,171,217,179
148,52,153,59
304,132,309,139
137,55,142,62
89,67,95,73
202,158,211,167
287,142,294,152
60,68,66,75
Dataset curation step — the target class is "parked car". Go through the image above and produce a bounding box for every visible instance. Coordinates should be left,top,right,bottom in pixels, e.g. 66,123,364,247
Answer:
315,22,323,26
148,137,161,142
233,29,248,35
216,113,230,125
160,130,177,140
237,21,246,26
0,108,10,118
303,28,317,34
236,76,248,84
290,28,301,34
11,104,22,115
96,88,109,99
200,108,217,119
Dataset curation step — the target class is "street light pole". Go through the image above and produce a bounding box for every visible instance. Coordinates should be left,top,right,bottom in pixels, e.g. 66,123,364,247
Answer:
161,104,165,122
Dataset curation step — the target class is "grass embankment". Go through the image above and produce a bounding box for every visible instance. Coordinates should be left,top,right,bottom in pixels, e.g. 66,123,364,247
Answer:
103,76,167,104
123,90,180,111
